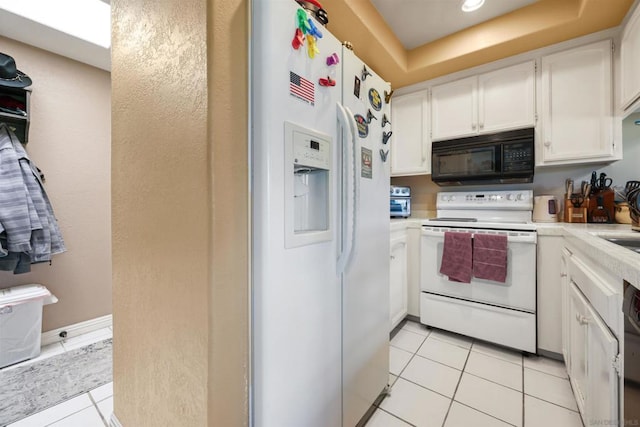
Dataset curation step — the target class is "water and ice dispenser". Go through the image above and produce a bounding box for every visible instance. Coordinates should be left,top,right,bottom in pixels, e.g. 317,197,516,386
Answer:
284,122,332,248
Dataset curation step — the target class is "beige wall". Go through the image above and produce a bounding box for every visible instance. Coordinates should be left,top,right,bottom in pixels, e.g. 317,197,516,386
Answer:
0,36,112,331
112,0,249,425
207,0,250,425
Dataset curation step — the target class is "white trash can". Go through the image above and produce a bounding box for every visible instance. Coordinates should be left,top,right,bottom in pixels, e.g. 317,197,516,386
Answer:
0,284,58,369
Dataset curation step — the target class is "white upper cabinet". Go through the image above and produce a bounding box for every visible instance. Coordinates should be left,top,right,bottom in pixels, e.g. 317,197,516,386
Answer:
431,61,535,141
621,3,640,109
431,76,477,140
540,40,614,164
390,91,430,176
478,61,535,134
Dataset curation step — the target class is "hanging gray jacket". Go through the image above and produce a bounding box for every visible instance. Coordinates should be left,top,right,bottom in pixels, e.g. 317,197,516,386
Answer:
0,123,65,271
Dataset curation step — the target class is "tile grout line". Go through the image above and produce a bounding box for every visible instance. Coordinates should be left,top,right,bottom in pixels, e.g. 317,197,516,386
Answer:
88,392,110,427
409,350,467,372
454,400,519,427
42,393,94,427
377,407,418,427
380,331,432,425
523,392,580,413
462,370,523,394
523,364,570,380
522,353,525,427
440,337,474,427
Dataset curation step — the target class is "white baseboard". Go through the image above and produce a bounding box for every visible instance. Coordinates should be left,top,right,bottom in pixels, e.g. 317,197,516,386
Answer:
110,413,123,427
41,314,113,347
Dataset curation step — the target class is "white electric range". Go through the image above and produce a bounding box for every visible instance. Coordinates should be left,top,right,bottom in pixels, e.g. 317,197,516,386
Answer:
420,190,537,353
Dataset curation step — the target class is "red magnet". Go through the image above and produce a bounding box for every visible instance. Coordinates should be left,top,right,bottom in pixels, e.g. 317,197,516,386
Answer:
319,76,336,87
292,28,304,50
326,53,339,66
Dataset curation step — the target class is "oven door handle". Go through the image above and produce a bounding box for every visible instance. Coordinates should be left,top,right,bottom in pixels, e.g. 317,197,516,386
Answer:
421,229,537,244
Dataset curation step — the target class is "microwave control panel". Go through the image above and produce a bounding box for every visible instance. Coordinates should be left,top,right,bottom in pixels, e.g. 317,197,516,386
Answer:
503,143,533,171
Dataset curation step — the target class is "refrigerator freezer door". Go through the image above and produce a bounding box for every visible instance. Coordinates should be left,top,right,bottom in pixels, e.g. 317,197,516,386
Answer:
341,48,391,427
252,1,344,426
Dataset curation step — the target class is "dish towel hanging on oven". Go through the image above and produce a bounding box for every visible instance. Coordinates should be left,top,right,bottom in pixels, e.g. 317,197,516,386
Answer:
472,233,508,283
439,231,473,283
0,123,65,274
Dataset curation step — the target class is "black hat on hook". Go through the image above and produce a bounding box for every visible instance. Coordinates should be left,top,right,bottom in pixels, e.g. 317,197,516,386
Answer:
0,53,32,88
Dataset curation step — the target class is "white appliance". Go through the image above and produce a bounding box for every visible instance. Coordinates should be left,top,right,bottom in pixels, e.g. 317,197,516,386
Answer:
420,190,537,353
532,195,559,223
390,185,411,218
251,1,391,426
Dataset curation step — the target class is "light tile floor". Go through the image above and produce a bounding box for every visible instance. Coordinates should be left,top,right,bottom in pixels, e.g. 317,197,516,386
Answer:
2,326,113,427
4,320,584,427
368,320,584,427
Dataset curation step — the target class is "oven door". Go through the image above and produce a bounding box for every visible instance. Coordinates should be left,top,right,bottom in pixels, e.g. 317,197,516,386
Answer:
420,226,537,312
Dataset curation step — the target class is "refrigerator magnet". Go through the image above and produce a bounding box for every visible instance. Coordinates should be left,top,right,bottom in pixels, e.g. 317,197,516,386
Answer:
353,114,368,138
368,88,382,111
361,147,373,179
379,149,389,162
382,131,392,144
353,76,361,98
289,71,315,106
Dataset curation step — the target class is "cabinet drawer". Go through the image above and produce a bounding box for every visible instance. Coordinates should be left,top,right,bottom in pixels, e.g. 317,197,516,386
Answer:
567,254,621,337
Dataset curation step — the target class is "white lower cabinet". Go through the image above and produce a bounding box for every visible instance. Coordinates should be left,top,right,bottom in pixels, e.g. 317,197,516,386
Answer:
389,229,408,331
537,236,563,354
561,248,571,365
564,249,620,425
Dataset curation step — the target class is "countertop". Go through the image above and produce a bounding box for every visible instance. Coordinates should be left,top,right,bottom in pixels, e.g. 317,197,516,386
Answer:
390,218,640,288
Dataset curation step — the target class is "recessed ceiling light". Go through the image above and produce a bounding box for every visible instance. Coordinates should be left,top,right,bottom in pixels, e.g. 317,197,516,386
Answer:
461,0,485,13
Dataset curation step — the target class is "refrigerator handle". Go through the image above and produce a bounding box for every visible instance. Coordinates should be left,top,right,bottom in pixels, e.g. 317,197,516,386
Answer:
336,103,358,273
336,102,351,271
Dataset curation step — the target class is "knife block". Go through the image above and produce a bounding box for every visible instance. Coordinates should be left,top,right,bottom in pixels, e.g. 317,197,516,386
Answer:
564,198,588,223
587,190,615,223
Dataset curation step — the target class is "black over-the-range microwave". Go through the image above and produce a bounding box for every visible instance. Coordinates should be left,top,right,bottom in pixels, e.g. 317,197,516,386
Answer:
431,128,535,186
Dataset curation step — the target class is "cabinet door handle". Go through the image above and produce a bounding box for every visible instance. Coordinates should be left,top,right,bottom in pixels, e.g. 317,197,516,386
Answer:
479,123,484,129
471,123,477,130
390,255,395,260
575,314,590,325
544,141,551,147
560,273,567,278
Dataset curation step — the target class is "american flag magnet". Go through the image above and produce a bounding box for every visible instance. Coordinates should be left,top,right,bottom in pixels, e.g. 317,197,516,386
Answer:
290,71,315,106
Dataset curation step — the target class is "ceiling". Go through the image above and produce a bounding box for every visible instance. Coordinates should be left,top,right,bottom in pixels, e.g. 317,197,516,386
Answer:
322,0,635,88
370,0,538,49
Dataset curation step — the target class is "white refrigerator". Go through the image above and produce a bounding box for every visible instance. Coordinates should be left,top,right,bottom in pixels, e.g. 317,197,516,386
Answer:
251,1,390,426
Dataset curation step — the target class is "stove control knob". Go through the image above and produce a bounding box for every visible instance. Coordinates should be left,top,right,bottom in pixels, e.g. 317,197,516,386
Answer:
507,194,514,201
440,195,448,202
516,193,524,201
489,195,497,201
450,195,456,201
